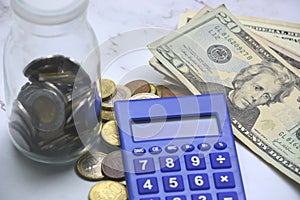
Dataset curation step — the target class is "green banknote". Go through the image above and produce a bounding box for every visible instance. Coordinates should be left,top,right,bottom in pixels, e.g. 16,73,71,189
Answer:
177,7,300,71
148,5,300,184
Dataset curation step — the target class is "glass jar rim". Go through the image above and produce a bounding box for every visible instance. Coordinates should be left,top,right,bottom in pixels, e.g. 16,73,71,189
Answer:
10,0,89,25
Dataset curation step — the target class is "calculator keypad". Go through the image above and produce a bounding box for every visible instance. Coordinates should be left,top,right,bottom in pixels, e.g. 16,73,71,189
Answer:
132,141,242,199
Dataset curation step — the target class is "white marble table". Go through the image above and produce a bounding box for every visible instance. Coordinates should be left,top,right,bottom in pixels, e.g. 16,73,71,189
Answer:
0,0,299,199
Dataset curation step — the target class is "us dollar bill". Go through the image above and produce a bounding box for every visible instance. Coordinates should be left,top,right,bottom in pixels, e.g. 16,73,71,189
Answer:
178,6,300,65
148,5,300,184
238,16,300,58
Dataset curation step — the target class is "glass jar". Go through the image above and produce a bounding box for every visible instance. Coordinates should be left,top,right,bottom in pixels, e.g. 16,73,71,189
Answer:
3,0,101,164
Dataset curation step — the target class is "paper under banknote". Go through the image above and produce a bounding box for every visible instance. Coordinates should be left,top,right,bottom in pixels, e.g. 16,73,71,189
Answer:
148,5,300,184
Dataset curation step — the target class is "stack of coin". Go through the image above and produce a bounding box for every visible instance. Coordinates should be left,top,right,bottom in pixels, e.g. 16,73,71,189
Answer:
76,150,127,199
9,55,100,160
76,150,125,181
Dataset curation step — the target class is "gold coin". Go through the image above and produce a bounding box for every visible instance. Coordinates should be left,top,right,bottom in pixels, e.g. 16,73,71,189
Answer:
149,83,157,94
101,109,115,122
76,152,107,181
101,78,116,100
124,79,150,96
102,85,131,111
155,85,164,97
101,120,120,146
89,180,127,200
129,92,160,100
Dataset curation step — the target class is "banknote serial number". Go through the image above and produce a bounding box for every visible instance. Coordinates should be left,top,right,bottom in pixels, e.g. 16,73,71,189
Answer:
278,132,300,151
221,32,253,60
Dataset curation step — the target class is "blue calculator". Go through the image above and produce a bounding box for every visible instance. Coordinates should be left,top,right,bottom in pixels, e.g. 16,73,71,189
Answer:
114,94,246,200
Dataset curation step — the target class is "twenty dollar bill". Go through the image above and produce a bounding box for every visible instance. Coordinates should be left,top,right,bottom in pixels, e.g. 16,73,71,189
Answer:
148,5,300,183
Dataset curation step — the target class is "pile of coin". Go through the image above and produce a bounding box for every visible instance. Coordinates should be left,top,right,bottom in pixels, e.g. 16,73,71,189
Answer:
75,78,192,199
100,79,192,122
9,55,100,161
76,150,127,200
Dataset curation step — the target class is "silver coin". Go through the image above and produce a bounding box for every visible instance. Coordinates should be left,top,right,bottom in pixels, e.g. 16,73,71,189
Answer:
12,100,36,139
8,121,31,152
23,55,81,81
39,133,79,152
71,97,95,132
129,92,160,100
25,87,66,132
38,71,76,83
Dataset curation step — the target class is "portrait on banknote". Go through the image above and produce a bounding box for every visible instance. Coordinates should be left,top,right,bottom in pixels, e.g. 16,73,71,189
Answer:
191,61,295,131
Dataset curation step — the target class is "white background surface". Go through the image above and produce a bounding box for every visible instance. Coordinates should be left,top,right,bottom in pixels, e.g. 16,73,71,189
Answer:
0,0,300,199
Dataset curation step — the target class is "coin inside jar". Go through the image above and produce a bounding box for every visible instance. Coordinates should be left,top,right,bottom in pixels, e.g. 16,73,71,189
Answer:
11,55,99,160
8,121,31,152
27,87,65,132
23,55,80,80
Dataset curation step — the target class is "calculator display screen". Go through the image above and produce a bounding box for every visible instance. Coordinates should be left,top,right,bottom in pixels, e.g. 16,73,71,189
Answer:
131,115,220,141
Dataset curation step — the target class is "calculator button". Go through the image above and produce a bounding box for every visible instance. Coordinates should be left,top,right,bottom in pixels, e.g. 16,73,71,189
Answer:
159,156,181,172
166,195,186,200
191,193,212,200
184,154,206,170
149,146,162,154
188,174,210,190
165,145,179,153
209,152,231,169
213,172,235,189
181,144,195,152
140,198,161,200
134,158,155,174
137,177,159,194
197,143,211,151
133,147,146,156
214,142,227,150
217,192,238,200
162,175,185,192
